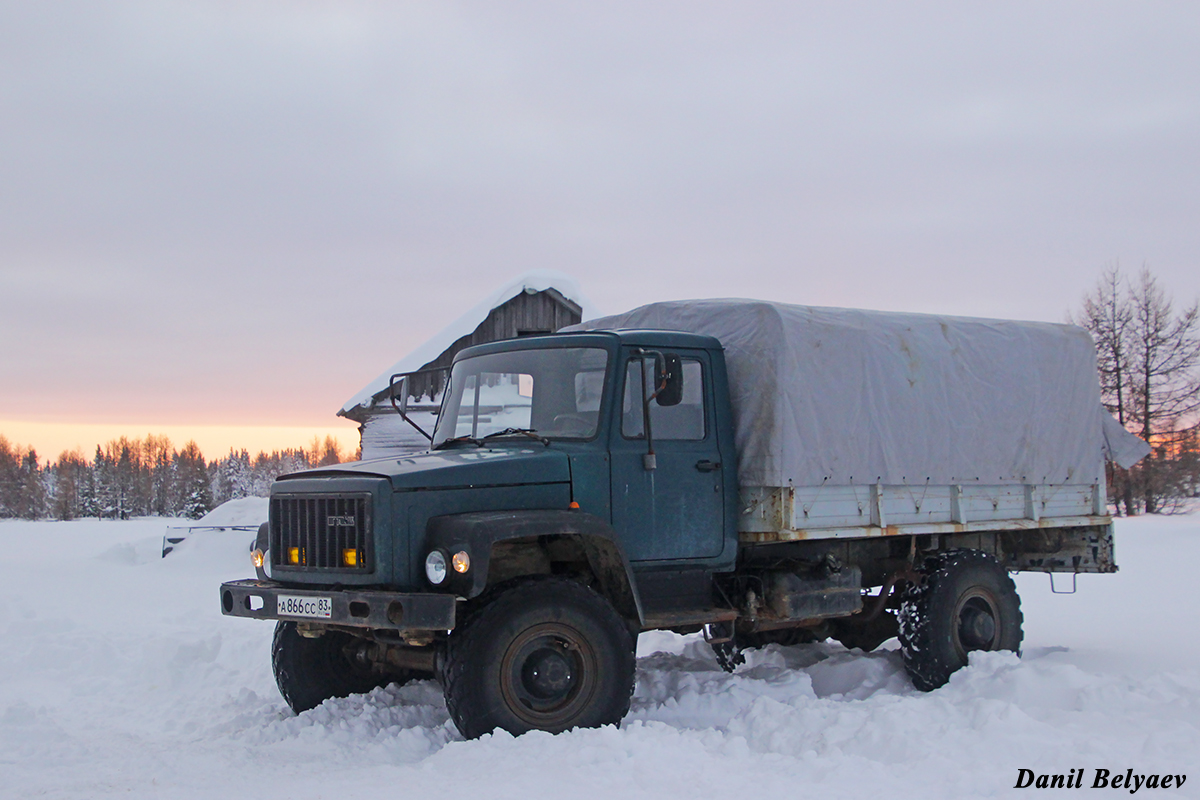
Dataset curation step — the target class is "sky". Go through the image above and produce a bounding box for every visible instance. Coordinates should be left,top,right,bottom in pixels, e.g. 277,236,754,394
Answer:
2,1,1199,459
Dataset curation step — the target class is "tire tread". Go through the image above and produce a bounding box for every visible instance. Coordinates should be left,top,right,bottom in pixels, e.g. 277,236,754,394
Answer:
898,550,1023,691
441,576,635,739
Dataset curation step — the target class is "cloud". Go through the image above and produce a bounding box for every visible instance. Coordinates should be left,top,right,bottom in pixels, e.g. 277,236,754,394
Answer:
2,0,1198,427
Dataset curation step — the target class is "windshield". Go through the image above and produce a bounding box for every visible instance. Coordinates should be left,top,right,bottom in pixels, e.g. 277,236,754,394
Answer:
432,346,610,447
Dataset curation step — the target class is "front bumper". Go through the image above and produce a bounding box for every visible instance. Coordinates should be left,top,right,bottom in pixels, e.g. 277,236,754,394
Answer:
220,579,457,631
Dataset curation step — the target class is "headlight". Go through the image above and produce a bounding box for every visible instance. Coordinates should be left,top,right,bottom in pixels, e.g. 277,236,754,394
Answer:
251,549,265,569
425,550,448,585
451,550,470,574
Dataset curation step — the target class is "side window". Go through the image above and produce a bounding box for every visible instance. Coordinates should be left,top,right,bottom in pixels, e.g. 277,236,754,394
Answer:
622,358,706,440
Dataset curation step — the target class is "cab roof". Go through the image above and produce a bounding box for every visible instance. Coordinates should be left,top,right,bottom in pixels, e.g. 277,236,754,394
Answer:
453,328,723,362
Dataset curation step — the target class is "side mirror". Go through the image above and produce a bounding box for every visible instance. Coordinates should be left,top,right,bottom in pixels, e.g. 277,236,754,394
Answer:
391,375,411,416
655,352,683,406
388,368,447,443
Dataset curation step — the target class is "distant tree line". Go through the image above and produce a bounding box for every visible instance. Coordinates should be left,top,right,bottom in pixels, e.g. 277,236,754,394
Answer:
0,434,350,521
1074,265,1200,514
5,266,1197,520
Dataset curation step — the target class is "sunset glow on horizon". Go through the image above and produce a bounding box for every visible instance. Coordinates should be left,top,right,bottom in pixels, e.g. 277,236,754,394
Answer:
0,418,363,463
4,4,1199,470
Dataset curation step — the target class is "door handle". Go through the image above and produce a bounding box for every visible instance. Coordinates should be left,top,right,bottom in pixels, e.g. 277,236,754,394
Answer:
695,460,721,472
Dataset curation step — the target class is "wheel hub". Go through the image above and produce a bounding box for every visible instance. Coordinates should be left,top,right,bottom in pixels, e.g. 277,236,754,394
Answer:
522,646,575,699
955,594,1000,653
499,622,598,728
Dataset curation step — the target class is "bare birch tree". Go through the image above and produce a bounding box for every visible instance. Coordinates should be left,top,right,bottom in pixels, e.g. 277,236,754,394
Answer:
1073,264,1136,513
1074,264,1200,513
1127,266,1200,512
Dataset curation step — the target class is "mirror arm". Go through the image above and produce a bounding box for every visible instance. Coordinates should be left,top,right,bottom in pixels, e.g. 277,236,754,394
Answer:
634,349,665,470
389,371,436,443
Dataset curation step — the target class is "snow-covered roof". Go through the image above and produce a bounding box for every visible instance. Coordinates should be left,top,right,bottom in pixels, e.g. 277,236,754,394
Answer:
339,270,597,417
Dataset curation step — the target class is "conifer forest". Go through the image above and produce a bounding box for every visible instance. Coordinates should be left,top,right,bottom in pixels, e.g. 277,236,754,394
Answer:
0,434,349,520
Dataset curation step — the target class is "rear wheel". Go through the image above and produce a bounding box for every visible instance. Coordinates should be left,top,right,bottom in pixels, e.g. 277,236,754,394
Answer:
272,622,404,713
441,578,636,739
898,550,1022,691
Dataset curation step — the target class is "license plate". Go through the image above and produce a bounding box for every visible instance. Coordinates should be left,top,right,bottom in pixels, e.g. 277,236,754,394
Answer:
277,594,332,619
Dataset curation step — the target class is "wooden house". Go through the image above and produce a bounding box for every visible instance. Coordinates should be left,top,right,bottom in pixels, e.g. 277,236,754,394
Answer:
339,272,589,459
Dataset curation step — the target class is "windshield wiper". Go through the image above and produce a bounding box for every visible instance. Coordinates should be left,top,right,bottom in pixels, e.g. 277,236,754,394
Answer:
434,435,484,449
480,428,551,447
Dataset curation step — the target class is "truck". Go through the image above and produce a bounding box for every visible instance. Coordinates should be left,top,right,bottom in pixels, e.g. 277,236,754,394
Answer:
219,299,1150,739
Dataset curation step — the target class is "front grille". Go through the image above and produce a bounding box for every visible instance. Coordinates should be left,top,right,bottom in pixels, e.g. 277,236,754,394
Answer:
270,493,373,571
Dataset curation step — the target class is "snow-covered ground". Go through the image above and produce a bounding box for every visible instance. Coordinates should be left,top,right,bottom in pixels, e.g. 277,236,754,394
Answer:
1,515,1196,799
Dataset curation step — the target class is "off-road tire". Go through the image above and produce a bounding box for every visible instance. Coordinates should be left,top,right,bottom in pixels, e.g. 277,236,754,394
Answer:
441,577,636,739
898,550,1023,691
272,622,402,713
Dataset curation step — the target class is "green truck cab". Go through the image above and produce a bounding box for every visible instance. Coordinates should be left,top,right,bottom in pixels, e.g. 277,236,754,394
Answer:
221,306,1139,738
223,330,743,737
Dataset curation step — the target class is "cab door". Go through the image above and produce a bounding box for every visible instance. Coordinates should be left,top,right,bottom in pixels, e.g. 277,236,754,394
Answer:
608,349,726,563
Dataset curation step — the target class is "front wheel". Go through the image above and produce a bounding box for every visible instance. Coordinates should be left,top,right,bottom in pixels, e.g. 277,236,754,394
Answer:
441,578,636,739
272,622,402,713
898,550,1023,691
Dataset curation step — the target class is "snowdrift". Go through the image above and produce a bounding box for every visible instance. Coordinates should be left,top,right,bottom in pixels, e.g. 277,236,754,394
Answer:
1,515,1196,798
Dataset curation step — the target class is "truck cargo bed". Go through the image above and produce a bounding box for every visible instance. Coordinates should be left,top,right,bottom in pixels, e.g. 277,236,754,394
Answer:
738,482,1107,541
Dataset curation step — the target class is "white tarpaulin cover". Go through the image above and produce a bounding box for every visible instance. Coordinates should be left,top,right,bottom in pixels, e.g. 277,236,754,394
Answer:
572,299,1149,488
